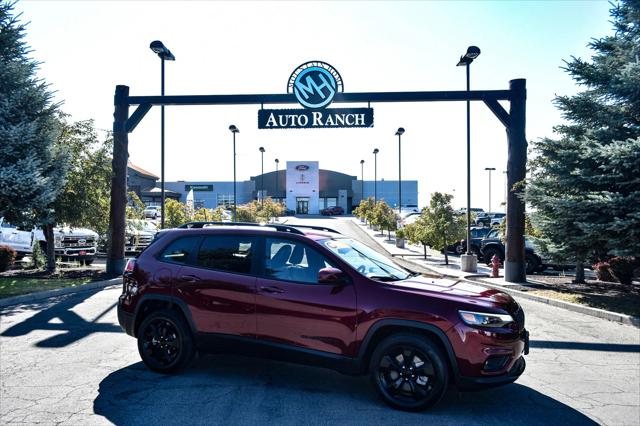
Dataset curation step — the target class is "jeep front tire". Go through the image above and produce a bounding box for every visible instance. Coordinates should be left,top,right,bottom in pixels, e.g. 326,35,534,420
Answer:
369,333,449,411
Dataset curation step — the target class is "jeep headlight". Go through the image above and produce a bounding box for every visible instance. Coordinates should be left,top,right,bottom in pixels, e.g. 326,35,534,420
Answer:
458,310,514,327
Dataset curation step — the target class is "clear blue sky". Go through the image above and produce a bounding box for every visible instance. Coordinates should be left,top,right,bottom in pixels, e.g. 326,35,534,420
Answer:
16,0,612,210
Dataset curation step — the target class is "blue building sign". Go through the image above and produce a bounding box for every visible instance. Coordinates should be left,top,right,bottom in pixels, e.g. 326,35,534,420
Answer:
259,61,374,129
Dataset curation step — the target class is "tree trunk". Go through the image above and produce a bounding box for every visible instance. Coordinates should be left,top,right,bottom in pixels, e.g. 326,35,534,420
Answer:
423,244,427,259
43,223,56,273
574,261,585,284
388,229,391,241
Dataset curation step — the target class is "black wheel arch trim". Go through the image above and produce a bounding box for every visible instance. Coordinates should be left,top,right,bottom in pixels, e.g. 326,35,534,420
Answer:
357,319,461,383
132,294,198,338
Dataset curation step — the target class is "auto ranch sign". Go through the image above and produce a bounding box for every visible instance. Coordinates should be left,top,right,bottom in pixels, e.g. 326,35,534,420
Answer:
258,61,374,129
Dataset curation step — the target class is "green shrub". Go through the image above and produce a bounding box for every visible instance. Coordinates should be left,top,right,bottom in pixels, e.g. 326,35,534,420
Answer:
31,242,46,270
608,256,638,285
395,228,405,239
0,245,17,272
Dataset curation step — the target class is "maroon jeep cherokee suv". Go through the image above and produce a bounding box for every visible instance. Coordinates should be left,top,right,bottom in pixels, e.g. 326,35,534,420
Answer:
118,222,528,411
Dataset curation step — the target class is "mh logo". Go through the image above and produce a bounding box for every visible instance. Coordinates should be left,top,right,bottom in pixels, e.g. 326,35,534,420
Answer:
288,61,343,109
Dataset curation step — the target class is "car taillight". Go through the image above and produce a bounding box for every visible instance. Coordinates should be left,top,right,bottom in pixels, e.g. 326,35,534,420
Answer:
124,258,136,273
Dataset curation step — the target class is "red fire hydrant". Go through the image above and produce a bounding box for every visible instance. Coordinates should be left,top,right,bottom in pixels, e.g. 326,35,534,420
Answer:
491,255,501,278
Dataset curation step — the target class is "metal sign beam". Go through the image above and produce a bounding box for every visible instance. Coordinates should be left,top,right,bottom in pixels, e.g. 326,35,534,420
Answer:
108,80,528,283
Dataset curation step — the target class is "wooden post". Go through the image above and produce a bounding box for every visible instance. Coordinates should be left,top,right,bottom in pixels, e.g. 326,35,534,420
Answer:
106,85,129,276
504,79,527,283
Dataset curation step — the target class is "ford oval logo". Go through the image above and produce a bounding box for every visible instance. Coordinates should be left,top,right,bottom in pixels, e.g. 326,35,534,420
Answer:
77,239,86,244
288,62,343,110
295,165,310,171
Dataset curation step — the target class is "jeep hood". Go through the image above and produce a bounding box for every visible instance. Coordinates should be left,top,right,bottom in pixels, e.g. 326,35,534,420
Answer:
390,275,515,306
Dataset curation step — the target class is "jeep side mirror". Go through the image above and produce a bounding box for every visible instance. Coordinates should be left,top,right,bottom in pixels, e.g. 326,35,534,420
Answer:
318,267,348,285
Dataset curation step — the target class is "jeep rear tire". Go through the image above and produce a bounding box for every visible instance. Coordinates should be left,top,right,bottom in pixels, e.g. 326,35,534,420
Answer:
370,333,449,411
137,309,194,374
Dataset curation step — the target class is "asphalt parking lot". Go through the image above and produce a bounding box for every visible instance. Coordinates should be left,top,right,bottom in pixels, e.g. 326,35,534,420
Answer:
0,217,638,425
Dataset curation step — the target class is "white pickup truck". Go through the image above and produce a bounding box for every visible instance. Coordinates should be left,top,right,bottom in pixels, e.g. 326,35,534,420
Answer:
33,226,99,265
0,217,33,259
1,217,99,265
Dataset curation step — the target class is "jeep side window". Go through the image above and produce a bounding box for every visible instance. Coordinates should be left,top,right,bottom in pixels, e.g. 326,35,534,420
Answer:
265,238,333,284
196,235,254,274
159,236,200,264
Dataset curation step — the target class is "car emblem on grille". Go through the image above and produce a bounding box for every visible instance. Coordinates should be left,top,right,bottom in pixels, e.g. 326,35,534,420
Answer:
78,239,86,244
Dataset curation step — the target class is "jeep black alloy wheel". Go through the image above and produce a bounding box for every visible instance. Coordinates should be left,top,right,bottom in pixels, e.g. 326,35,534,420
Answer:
137,310,194,373
370,334,448,411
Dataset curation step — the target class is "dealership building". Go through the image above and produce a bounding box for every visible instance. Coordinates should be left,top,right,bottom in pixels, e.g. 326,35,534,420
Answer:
128,161,417,215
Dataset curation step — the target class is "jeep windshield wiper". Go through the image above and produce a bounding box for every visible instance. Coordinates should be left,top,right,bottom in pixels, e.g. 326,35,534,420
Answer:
368,275,398,282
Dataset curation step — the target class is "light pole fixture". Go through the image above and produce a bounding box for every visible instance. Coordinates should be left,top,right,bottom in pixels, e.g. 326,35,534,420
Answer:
395,127,405,212
485,167,496,213
373,148,379,204
275,158,280,204
456,45,481,257
149,40,175,229
229,125,239,222
259,147,265,208
360,159,365,203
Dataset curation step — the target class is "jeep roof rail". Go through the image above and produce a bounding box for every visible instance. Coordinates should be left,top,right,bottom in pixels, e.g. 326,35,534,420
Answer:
177,221,341,235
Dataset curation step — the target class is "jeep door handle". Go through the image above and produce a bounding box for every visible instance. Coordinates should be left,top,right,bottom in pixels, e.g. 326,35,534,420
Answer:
181,274,201,283
259,286,284,294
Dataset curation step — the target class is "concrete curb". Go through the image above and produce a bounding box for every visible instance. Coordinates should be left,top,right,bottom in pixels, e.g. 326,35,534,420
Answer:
0,277,121,308
470,277,640,328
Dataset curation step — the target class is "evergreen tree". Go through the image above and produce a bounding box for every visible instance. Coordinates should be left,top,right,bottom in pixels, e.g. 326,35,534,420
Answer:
0,2,67,271
525,0,640,283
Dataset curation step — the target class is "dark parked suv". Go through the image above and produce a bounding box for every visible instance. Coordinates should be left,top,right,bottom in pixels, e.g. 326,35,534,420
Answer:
118,222,528,411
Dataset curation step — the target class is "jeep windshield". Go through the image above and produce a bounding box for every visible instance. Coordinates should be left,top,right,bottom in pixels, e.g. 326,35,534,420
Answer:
322,238,412,281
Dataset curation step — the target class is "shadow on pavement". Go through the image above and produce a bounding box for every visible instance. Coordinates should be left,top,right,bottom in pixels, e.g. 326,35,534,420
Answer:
94,354,596,425
530,340,640,353
1,288,120,347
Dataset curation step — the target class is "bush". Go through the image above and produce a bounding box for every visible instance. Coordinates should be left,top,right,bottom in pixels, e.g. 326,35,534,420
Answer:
395,228,405,239
0,245,17,272
592,261,615,282
608,256,638,285
31,242,46,270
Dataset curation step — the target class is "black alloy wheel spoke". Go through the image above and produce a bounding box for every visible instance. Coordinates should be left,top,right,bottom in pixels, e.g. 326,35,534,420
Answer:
382,354,403,372
415,361,435,376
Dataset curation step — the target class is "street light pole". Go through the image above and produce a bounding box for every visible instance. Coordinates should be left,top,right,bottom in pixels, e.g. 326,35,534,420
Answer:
275,159,279,204
485,167,496,213
229,125,239,222
373,148,379,204
259,147,265,208
395,128,405,212
360,159,365,203
457,46,481,260
149,41,175,229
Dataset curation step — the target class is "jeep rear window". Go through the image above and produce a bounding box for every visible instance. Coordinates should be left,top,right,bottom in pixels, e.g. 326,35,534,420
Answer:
159,236,200,264
196,235,254,274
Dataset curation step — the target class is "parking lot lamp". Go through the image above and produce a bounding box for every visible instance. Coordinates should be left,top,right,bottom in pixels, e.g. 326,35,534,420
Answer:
229,125,239,222
373,148,379,204
149,40,175,229
395,127,405,213
485,167,496,213
457,45,481,257
275,158,280,204
360,159,365,203
259,147,265,207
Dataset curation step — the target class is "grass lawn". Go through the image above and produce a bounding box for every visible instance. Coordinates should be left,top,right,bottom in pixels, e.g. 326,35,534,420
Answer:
0,277,92,299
